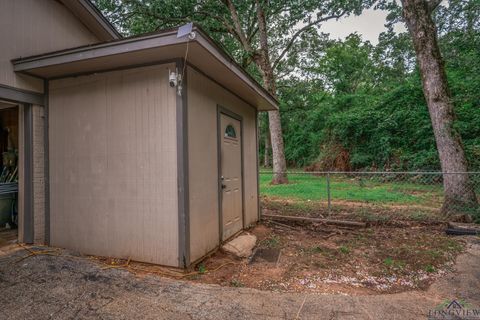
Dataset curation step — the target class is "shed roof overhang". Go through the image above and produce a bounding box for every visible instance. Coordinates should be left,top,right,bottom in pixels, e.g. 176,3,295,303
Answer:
12,27,278,111
59,0,121,41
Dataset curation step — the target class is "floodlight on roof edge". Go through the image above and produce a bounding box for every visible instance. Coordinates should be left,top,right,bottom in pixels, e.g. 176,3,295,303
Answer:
177,22,196,40
173,23,196,96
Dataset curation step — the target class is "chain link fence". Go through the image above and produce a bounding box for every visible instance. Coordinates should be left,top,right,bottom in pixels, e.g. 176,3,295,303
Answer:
260,171,480,223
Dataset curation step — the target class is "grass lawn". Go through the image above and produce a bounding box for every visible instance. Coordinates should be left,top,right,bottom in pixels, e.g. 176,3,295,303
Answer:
260,173,444,205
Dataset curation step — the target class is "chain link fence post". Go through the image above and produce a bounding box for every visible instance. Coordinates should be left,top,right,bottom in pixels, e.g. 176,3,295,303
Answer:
327,172,331,215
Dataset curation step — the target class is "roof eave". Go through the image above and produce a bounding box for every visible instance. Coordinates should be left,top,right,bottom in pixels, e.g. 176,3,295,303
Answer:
12,28,278,111
192,27,279,110
60,0,121,41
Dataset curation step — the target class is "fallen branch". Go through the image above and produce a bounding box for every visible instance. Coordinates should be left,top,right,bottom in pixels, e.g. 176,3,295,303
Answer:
95,257,238,279
295,296,308,320
445,222,480,236
262,214,366,228
101,257,131,270
445,228,479,236
267,220,297,230
448,222,480,231
16,244,61,263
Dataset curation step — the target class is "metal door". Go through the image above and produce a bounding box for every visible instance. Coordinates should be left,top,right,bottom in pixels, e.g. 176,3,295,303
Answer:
219,112,243,241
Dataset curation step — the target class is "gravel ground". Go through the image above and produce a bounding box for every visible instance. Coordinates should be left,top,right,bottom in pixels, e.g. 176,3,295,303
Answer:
0,239,479,320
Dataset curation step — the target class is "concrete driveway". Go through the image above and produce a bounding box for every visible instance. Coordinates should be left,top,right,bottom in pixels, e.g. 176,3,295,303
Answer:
0,239,479,320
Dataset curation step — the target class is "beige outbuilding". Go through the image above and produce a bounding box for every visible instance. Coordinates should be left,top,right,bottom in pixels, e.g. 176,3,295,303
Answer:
3,1,278,268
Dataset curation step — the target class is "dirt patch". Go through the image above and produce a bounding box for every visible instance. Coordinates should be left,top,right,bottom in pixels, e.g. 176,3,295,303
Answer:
85,221,464,295
251,248,281,264
185,222,463,295
261,197,445,223
68,213,464,296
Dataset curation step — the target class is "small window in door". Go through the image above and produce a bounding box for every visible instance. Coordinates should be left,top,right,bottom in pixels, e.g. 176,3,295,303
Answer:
224,124,237,139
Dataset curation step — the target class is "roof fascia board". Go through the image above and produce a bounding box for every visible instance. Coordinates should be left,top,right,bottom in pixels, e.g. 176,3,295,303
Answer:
12,29,278,110
78,0,122,39
0,84,44,106
193,30,279,110
13,31,182,71
60,0,121,40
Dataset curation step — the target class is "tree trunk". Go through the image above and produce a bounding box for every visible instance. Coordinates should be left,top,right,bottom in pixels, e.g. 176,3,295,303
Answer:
402,0,478,214
264,130,270,168
268,109,288,183
224,0,288,184
255,0,288,184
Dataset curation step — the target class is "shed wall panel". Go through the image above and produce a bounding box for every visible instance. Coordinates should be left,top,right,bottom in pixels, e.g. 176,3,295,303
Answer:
187,66,259,263
49,64,179,266
0,0,99,93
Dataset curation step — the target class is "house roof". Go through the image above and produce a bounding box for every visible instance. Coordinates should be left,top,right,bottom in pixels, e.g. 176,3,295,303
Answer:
12,26,278,111
60,0,121,41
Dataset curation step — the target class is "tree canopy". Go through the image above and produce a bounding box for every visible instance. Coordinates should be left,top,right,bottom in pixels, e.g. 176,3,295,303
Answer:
267,0,480,171
95,0,480,172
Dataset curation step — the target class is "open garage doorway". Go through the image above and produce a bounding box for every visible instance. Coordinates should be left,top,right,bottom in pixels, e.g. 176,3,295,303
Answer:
0,101,19,248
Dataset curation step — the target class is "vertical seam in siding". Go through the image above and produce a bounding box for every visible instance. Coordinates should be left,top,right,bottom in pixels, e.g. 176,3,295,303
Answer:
23,104,34,243
216,106,222,242
176,59,190,268
44,80,50,244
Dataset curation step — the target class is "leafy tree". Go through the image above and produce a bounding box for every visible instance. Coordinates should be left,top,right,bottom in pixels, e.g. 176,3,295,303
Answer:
94,0,374,184
373,30,415,86
315,34,377,94
400,0,478,214
94,0,480,215
270,0,479,177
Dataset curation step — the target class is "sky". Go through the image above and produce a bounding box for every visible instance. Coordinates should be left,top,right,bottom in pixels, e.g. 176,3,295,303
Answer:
320,9,407,45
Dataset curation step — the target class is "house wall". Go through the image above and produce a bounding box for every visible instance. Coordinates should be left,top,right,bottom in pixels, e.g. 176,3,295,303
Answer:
48,64,179,266
32,105,45,243
0,0,99,93
187,66,259,263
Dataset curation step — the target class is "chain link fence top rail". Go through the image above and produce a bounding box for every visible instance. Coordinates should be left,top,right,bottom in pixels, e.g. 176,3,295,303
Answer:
259,171,480,222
